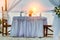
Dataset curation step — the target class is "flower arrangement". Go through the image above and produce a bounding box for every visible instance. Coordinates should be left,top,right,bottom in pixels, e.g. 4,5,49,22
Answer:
54,5,60,17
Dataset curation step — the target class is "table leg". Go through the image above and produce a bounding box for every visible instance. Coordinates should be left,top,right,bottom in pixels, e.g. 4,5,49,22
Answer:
43,26,46,37
46,27,48,37
2,26,4,36
2,20,4,36
5,22,8,36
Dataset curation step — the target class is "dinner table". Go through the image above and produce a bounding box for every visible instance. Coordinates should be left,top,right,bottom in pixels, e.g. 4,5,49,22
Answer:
10,16,47,37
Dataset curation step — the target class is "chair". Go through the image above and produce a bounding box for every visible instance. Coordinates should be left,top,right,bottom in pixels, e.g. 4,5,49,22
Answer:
2,19,11,36
43,25,53,37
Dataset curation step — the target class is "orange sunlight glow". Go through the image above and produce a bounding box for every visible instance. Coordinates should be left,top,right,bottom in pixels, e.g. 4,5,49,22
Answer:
28,6,38,16
31,7,37,13
24,2,47,16
28,2,40,16
29,3,40,12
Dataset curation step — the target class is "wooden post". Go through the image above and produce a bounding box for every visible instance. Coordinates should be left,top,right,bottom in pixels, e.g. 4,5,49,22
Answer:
2,7,8,36
5,0,8,36
5,0,7,11
1,0,8,36
2,7,4,36
5,19,8,36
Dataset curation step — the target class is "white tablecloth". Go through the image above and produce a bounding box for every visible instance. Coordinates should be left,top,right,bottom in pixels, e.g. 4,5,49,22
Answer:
53,15,60,40
10,16,47,37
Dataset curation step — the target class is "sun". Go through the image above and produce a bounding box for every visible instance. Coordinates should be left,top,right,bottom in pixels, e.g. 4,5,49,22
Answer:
32,7,37,13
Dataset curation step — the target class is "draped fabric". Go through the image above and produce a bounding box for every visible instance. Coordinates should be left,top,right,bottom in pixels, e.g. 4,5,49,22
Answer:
52,15,60,40
49,0,60,6
10,16,47,37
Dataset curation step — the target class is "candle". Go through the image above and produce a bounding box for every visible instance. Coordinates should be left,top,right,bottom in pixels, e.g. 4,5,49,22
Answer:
29,10,33,16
